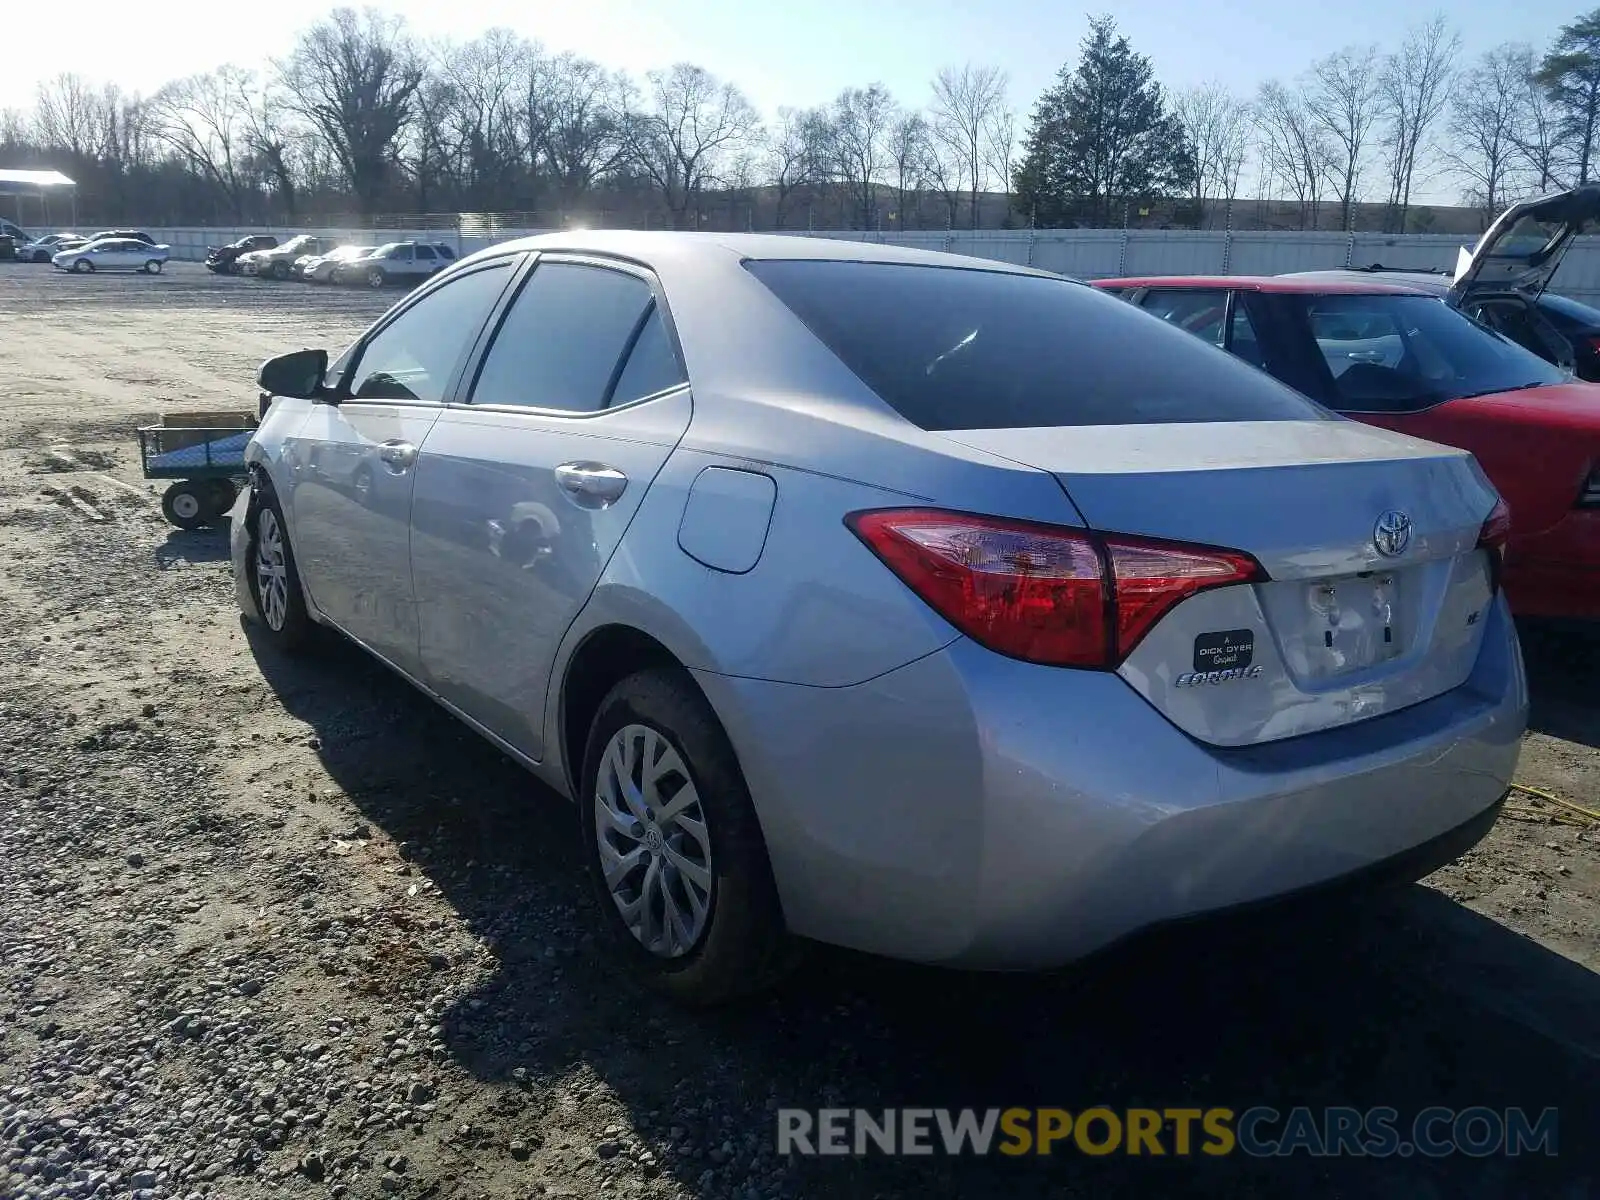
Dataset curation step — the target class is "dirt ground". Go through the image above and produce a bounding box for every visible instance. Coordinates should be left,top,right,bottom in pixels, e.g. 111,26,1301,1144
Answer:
0,261,1595,1200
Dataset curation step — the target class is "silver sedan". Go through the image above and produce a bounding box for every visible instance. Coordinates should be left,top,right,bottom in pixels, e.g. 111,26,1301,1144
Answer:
53,238,170,274
231,232,1526,1004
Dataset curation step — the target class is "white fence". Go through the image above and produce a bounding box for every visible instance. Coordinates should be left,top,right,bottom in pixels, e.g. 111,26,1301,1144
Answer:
137,225,1600,306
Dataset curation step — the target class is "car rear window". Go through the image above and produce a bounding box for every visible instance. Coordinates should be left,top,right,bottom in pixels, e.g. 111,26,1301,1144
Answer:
744,260,1332,429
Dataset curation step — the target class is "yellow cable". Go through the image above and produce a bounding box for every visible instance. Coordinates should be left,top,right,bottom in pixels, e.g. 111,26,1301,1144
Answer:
1509,783,1600,824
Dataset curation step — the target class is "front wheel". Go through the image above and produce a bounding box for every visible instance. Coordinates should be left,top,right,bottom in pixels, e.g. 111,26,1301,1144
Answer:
580,669,796,1005
247,488,311,650
73,259,93,273
144,259,163,275
271,261,290,280
366,267,386,288
32,251,49,264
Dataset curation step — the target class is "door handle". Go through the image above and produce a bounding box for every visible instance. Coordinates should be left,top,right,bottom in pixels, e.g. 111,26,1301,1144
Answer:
377,439,418,473
554,461,628,508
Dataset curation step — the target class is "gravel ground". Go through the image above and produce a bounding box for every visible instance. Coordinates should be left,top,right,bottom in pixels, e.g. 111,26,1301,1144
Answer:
0,260,1596,1200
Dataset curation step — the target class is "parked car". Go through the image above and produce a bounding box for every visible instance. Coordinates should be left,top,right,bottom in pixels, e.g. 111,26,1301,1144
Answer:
16,233,87,263
206,234,278,274
53,237,171,274
330,240,456,287
234,232,1523,1003
1091,273,1600,620
298,244,375,283
1286,185,1600,381
250,234,338,280
88,229,156,246
0,220,29,243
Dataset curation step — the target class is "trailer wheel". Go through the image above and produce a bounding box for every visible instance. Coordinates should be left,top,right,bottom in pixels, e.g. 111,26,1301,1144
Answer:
203,479,240,524
161,482,209,530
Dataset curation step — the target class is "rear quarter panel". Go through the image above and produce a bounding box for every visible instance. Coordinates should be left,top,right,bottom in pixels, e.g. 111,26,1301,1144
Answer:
1364,390,1598,539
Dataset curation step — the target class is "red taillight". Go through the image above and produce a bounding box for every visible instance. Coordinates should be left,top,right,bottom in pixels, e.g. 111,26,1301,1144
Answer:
846,508,1264,669
1477,497,1511,589
1584,335,1600,355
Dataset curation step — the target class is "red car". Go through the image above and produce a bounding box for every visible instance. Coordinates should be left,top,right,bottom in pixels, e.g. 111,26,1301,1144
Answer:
1091,272,1600,620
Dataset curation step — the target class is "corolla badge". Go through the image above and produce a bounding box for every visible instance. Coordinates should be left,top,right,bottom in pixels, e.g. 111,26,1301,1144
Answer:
1373,510,1412,557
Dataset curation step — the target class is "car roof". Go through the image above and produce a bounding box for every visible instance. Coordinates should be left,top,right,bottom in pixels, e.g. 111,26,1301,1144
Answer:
1092,274,1436,295
468,230,1058,278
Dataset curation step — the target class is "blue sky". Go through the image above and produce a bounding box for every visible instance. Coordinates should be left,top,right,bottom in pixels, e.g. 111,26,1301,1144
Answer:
2,0,1590,202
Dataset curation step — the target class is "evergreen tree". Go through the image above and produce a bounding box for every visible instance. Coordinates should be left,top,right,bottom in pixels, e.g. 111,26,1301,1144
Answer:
1536,9,1600,184
1014,16,1193,226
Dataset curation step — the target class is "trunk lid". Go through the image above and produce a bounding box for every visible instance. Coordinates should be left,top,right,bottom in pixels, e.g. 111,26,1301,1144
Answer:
940,420,1502,746
1449,184,1600,304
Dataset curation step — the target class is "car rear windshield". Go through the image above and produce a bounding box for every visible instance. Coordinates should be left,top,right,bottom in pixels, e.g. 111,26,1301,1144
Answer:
1290,293,1566,409
744,260,1332,429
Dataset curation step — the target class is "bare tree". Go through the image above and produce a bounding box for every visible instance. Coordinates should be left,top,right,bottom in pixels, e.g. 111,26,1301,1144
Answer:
1305,46,1382,230
888,112,932,229
33,74,103,159
1174,81,1251,226
1447,44,1531,224
764,107,824,229
823,84,898,229
1378,14,1462,232
1515,45,1571,191
1256,80,1332,229
930,64,1008,228
279,7,425,215
528,51,626,207
984,107,1017,208
432,29,529,207
619,63,759,229
239,77,301,219
146,68,254,219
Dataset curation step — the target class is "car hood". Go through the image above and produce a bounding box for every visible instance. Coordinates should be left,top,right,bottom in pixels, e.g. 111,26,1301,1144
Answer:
1450,184,1600,304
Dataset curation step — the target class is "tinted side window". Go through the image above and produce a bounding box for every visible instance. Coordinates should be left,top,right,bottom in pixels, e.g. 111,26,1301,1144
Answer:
611,306,687,404
1139,289,1229,347
347,264,512,403
416,245,437,261
470,263,655,412
746,260,1332,429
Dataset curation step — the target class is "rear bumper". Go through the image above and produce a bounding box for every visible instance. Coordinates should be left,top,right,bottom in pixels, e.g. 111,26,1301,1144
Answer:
1505,508,1600,619
695,595,1527,970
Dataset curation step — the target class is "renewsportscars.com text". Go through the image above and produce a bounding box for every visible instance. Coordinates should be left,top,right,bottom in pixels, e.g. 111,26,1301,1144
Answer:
776,1106,1559,1158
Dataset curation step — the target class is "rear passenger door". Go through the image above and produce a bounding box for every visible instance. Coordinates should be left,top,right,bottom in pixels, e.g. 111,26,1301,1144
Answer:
409,255,692,760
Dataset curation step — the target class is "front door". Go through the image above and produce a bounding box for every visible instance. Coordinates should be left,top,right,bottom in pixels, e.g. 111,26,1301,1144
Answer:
410,257,693,759
283,259,519,673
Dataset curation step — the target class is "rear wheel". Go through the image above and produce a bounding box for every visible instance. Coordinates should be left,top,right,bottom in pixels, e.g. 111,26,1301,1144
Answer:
202,479,239,523
580,668,796,1005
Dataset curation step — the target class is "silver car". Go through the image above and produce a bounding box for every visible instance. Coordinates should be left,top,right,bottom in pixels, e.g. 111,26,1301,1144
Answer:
53,237,170,273
231,233,1526,1004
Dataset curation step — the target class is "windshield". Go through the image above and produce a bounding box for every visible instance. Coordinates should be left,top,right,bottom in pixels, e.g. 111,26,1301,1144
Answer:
278,235,312,252
1292,293,1566,411
745,260,1332,429
334,246,370,260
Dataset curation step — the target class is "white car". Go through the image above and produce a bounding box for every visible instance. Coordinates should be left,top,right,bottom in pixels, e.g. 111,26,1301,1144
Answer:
330,240,457,286
298,244,374,283
53,238,171,274
17,233,86,264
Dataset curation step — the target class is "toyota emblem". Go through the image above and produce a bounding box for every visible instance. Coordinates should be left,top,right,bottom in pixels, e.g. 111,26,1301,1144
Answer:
1373,510,1412,557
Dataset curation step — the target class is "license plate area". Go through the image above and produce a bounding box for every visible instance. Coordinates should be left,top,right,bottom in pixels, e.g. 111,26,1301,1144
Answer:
1300,570,1406,680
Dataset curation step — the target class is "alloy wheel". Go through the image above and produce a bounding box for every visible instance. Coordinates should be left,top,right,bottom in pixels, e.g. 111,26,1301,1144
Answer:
255,507,291,632
593,723,714,958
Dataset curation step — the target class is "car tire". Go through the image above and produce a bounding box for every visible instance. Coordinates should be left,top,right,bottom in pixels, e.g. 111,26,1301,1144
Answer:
32,251,49,264
580,668,797,1006
73,259,93,273
271,261,290,280
366,267,386,288
144,260,163,275
161,482,209,530
246,484,311,651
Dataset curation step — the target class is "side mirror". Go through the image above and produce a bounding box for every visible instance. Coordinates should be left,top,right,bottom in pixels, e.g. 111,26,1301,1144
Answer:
258,348,329,401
